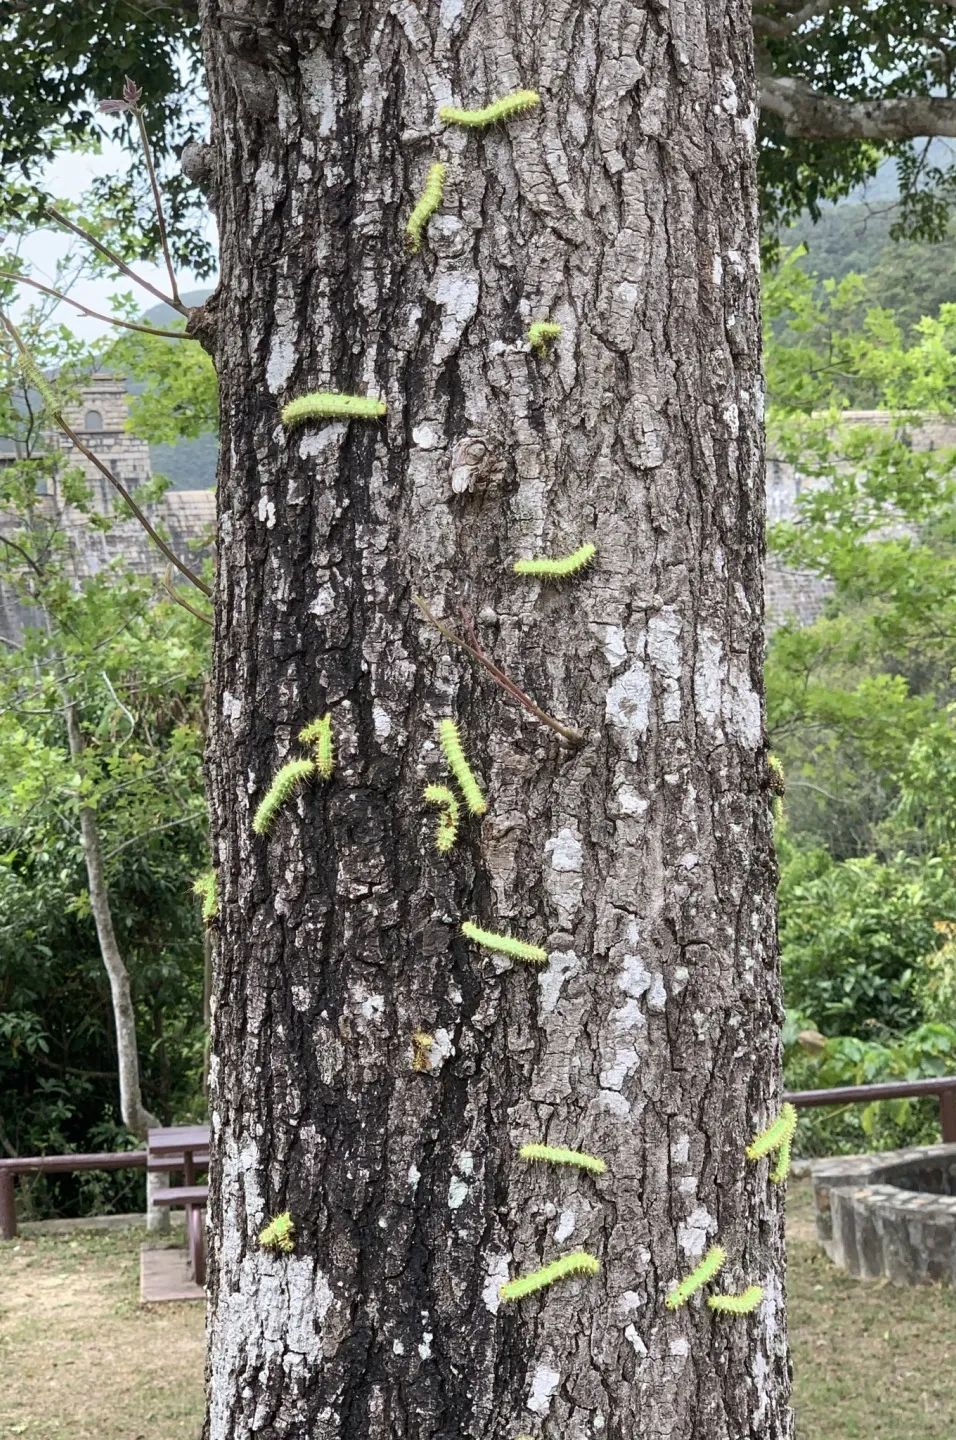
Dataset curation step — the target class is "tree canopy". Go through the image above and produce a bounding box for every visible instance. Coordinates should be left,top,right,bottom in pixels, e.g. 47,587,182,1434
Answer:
3,1,956,267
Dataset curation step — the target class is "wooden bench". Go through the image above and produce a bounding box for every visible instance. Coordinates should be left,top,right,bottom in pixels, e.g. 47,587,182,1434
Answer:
146,1125,212,1289
151,1184,209,1286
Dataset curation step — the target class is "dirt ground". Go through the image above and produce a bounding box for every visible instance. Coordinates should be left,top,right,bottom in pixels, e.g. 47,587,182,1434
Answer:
0,1229,204,1440
1,1184,955,1439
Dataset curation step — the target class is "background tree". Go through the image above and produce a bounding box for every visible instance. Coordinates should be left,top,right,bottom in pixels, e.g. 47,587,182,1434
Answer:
0,290,209,1214
763,251,956,1153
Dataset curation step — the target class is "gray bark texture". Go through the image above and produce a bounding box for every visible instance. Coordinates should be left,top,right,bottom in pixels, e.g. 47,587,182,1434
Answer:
198,1,791,1437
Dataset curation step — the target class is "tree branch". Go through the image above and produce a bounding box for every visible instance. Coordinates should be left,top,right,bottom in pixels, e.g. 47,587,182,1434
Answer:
759,70,956,140
44,205,187,315
0,271,189,339
752,1,842,40
413,594,584,746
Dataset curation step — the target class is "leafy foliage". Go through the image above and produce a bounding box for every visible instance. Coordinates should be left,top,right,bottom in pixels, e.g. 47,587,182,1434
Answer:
0,285,210,1216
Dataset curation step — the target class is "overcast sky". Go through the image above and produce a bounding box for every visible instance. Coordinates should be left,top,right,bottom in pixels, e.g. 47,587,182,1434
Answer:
9,139,217,343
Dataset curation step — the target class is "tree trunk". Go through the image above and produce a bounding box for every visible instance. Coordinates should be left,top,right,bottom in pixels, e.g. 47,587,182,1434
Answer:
63,699,160,1143
200,3,790,1437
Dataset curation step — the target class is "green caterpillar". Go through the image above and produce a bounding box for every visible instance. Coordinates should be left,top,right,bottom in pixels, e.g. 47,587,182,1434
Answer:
527,320,561,355
423,782,460,853
519,1143,606,1175
513,542,596,580
707,1284,765,1315
746,1102,798,1166
439,89,540,129
406,162,446,252
411,1030,434,1072
461,920,548,967
192,868,218,923
281,393,386,428
438,718,487,816
252,757,315,835
299,713,334,780
770,1132,794,1184
259,1211,295,1253
499,1250,599,1302
665,1245,726,1310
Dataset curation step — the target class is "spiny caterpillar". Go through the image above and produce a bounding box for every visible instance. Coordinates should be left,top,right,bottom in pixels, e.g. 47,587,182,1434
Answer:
665,1245,726,1310
769,754,786,827
770,1130,794,1184
281,393,386,428
439,89,540,129
259,1211,295,1253
423,783,460,853
461,920,548,967
707,1284,765,1315
438,718,487,817
411,1030,434,1072
252,757,316,835
299,713,334,780
499,1250,600,1302
192,868,218,923
527,320,561,355
746,1102,798,1179
16,344,59,414
513,542,596,580
519,1143,606,1175
405,162,446,253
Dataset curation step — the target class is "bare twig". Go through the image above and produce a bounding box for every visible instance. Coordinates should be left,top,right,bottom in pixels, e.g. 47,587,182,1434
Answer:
0,271,189,339
163,566,214,626
44,204,187,315
134,108,181,308
413,594,584,746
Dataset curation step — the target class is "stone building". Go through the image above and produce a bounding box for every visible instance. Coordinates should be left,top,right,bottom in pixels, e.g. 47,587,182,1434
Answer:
0,373,215,641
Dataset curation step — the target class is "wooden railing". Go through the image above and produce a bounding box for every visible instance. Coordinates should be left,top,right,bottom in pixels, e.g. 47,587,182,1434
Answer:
0,1150,146,1241
784,1075,956,1144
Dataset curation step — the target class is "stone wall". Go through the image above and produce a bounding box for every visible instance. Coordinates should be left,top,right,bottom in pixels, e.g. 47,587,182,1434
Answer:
0,374,215,641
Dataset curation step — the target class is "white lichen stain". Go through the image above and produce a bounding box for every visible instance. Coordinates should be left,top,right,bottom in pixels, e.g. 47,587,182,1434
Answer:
601,624,627,670
546,828,583,873
419,1330,433,1361
605,662,651,758
554,1207,576,1243
528,1363,561,1416
625,1324,648,1358
647,608,683,722
481,1250,512,1314
616,784,649,817
538,950,580,1015
447,1176,469,1210
407,1164,421,1191
677,1205,715,1259
372,704,392,740
257,494,276,529
430,1028,454,1069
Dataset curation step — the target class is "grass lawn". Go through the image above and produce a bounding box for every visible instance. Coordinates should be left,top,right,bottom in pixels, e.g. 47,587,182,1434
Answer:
1,1183,955,1438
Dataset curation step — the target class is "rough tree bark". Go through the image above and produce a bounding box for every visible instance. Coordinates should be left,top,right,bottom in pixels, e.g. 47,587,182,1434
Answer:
199,2,790,1437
